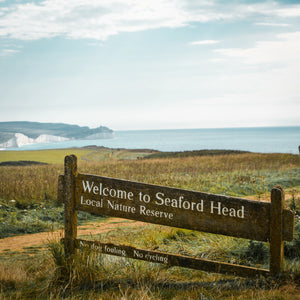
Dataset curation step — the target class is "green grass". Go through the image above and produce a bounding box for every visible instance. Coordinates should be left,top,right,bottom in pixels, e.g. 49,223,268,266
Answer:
0,199,107,238
145,149,250,159
0,148,92,164
0,147,154,164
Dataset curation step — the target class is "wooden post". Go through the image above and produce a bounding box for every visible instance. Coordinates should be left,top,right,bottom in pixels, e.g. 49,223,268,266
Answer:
64,155,78,259
270,186,284,276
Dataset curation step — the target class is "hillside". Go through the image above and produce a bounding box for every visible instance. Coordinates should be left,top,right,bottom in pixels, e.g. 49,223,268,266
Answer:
0,121,114,148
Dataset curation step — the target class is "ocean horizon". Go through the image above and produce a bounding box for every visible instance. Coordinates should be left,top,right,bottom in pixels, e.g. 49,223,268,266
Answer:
3,126,300,154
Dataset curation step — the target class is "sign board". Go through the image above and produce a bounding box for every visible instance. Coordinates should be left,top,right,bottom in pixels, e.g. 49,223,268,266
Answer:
59,155,295,277
75,173,294,242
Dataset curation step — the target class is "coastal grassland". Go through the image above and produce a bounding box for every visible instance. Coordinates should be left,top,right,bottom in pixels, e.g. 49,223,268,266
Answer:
0,151,300,298
0,147,153,165
0,148,92,164
1,152,299,205
0,152,299,237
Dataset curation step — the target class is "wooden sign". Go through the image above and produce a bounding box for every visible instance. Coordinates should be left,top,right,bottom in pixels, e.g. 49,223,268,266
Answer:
59,155,295,277
75,173,294,242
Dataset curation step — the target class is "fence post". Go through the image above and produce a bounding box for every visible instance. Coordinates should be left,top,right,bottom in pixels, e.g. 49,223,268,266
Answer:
64,155,78,259
270,186,284,276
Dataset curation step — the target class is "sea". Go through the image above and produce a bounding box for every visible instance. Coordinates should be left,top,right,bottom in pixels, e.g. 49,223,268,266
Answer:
6,126,300,154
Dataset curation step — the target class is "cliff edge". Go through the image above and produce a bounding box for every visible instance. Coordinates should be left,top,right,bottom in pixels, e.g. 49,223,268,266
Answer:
0,121,114,149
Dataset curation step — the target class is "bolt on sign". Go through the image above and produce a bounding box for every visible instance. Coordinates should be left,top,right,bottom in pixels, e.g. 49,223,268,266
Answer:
58,155,295,278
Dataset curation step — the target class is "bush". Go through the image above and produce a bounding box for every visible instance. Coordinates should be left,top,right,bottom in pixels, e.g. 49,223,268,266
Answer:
245,240,269,264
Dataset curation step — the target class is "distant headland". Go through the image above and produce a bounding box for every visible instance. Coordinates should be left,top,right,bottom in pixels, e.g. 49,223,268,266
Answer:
0,121,114,149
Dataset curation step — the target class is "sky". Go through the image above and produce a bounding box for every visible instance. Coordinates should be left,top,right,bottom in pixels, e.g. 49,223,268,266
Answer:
0,0,300,131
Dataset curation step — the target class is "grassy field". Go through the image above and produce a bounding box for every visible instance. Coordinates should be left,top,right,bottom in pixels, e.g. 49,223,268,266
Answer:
0,147,154,164
0,149,300,299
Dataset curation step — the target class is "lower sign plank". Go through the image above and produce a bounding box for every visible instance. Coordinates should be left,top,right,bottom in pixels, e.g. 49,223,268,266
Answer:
75,174,294,242
75,239,269,278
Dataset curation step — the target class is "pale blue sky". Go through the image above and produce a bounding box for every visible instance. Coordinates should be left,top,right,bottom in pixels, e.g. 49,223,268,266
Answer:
0,0,300,130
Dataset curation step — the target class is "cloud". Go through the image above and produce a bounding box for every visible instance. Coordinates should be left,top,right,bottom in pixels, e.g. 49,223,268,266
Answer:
190,40,220,46
0,48,20,56
255,22,290,27
272,6,300,17
0,0,189,41
0,1,300,41
215,32,300,65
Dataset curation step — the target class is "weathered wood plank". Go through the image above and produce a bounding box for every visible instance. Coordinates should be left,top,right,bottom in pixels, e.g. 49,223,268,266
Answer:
64,155,78,258
75,174,294,242
74,239,269,278
282,209,294,242
270,187,284,276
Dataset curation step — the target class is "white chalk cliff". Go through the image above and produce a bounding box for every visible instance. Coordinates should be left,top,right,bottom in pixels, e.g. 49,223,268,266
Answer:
0,133,69,148
0,121,114,149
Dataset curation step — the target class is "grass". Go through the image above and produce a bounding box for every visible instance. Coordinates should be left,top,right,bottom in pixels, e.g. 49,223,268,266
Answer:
1,152,299,205
0,148,92,164
0,149,300,298
1,223,300,299
0,147,154,165
0,199,106,238
145,149,250,159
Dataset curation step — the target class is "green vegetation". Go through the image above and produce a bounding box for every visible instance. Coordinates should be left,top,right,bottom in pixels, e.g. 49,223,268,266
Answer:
0,200,61,238
0,200,105,239
0,149,300,298
0,147,154,164
0,161,47,166
145,149,250,159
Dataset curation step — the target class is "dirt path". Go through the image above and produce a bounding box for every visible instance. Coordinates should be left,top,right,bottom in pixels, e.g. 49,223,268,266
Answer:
0,218,146,253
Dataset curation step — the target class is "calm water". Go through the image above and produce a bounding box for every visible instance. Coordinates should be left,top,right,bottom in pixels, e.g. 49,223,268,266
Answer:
6,127,300,154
